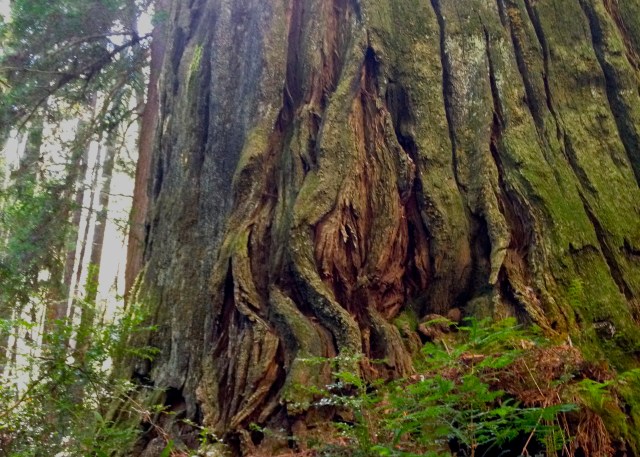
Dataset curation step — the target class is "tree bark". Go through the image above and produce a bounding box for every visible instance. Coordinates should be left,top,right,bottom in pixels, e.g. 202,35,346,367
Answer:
124,0,169,299
128,0,640,453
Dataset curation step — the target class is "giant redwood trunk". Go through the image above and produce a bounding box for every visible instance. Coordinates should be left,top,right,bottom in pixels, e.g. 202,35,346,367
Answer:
129,0,640,452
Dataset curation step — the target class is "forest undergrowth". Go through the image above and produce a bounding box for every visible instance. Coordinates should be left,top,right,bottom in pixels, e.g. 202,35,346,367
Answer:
245,318,640,457
2,313,640,457
0,303,158,457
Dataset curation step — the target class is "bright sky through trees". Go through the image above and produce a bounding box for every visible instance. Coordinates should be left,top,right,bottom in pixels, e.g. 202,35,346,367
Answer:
0,1,8,20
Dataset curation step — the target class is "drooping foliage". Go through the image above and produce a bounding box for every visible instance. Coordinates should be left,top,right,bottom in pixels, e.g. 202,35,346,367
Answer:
0,0,151,129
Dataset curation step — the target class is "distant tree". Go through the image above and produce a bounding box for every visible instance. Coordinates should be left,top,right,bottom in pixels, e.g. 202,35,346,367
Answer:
125,0,168,297
0,3,171,455
0,0,159,372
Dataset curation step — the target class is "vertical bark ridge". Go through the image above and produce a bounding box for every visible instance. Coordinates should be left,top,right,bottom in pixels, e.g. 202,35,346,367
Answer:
580,193,635,302
602,0,640,71
429,0,465,196
521,0,565,143
484,23,549,327
578,0,640,185
433,0,512,302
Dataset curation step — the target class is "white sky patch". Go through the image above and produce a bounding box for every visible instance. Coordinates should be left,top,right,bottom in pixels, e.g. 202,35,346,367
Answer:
109,9,154,46
138,10,154,37
0,0,9,21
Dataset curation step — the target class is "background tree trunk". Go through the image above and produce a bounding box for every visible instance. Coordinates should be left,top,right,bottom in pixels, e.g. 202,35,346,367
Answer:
124,0,169,298
128,0,640,453
74,131,119,362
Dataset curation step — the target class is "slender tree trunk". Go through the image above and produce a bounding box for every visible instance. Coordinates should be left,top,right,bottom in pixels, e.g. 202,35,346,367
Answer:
10,119,43,191
62,143,90,305
124,0,169,298
75,132,118,361
67,143,102,326
86,133,118,303
61,101,99,321
36,115,101,338
126,0,640,454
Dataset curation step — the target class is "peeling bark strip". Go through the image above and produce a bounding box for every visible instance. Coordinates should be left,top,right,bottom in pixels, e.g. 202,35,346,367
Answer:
129,0,640,453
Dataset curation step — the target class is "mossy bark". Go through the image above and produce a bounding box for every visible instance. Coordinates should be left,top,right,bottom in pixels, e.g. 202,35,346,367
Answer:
128,0,640,454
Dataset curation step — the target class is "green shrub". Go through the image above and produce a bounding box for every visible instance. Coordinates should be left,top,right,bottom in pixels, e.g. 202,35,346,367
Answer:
311,318,576,457
0,304,158,457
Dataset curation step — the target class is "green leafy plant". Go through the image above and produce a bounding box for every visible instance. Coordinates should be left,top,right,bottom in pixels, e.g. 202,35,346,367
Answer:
0,303,159,457
310,318,577,457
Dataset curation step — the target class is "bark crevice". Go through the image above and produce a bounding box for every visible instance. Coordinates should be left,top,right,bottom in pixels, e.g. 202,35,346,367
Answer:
580,193,634,302
522,0,563,141
578,0,640,185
